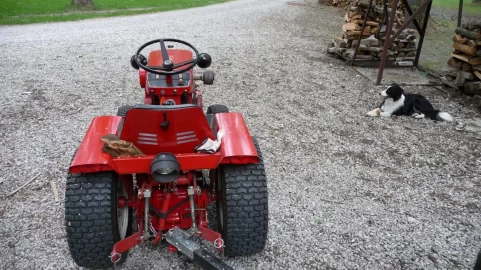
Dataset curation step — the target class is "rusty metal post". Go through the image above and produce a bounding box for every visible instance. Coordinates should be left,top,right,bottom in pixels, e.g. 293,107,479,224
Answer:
351,0,374,66
413,0,432,66
390,0,432,42
376,0,400,85
457,0,463,27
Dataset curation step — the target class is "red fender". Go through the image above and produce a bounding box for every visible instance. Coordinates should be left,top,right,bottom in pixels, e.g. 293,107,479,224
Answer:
69,112,259,174
69,116,121,174
215,112,260,164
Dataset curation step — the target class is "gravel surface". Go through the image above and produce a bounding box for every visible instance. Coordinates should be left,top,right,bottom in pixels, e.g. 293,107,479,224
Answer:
1,0,481,269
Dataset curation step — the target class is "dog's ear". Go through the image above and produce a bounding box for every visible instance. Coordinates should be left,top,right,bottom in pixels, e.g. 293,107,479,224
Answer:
387,84,404,100
391,83,403,92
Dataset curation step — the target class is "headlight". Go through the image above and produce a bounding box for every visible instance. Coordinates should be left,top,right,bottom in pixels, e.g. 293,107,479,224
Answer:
150,153,180,183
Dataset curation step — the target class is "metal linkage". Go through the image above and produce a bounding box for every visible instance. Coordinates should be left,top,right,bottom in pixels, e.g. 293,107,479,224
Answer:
375,0,434,85
188,186,197,229
165,227,233,270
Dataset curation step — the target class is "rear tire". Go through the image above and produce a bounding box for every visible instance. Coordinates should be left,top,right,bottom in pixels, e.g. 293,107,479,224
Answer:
65,171,133,268
215,137,268,257
207,104,229,114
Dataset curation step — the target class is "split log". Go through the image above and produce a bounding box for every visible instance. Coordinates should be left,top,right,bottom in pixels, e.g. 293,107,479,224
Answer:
351,14,363,20
407,42,416,48
343,23,361,31
406,34,417,41
453,42,478,56
396,56,415,61
399,47,416,52
478,49,481,57
359,44,382,52
463,63,473,72
452,53,481,65
453,34,466,44
371,27,378,34
466,39,478,47
473,65,481,72
448,57,463,69
353,34,380,46
455,27,481,41
363,26,371,35
405,51,416,57
474,70,481,80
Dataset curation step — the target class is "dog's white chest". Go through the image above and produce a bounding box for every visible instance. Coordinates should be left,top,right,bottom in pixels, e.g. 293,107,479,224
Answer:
381,95,405,113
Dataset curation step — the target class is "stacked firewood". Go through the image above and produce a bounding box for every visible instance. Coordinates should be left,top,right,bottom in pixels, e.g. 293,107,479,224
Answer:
327,0,418,64
442,23,481,95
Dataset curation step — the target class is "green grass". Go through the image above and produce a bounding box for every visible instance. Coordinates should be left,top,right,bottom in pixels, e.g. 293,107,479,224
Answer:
432,0,481,14
419,19,456,73
0,0,230,25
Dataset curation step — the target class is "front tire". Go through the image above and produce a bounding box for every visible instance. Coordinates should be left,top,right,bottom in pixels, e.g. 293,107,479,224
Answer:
65,171,133,268
215,137,268,257
116,105,132,117
207,104,229,114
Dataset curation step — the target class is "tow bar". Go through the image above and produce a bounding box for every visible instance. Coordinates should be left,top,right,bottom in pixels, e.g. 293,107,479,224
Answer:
165,227,233,270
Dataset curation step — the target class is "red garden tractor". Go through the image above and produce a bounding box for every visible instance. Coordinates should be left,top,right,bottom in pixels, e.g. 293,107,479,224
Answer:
64,38,269,269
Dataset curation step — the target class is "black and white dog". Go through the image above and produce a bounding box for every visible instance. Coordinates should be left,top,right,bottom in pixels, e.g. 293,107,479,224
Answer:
366,83,454,122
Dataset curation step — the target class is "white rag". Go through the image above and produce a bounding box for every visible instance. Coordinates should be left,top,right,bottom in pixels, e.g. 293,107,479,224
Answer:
195,129,224,154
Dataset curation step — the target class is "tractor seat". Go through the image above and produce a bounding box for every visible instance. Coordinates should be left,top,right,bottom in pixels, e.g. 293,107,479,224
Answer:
118,104,216,155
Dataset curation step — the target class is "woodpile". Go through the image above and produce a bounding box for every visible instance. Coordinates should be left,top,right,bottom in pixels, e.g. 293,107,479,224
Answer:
441,22,481,95
327,0,418,65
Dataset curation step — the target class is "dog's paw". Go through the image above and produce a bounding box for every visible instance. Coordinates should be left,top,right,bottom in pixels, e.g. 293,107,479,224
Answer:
414,113,425,119
366,108,380,117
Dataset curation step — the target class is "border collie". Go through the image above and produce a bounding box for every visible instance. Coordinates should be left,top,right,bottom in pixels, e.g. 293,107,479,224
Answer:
366,83,454,122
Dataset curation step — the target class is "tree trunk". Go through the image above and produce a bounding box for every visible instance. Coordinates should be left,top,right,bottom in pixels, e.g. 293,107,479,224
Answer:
72,0,93,7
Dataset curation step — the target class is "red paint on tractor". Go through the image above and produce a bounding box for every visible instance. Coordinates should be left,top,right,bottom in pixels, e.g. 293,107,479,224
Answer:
119,105,216,155
215,112,259,164
69,116,121,174
148,50,193,67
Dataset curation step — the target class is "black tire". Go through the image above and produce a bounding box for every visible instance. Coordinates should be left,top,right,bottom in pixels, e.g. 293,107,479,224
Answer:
203,70,215,85
207,104,229,114
116,105,132,117
65,171,133,268
215,137,268,257
474,248,481,270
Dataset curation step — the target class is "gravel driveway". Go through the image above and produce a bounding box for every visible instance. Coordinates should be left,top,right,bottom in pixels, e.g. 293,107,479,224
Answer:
1,0,480,269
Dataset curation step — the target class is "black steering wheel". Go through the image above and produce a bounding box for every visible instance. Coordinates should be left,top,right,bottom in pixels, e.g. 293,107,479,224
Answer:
134,38,200,75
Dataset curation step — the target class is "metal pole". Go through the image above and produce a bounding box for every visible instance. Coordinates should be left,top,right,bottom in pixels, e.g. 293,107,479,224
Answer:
376,0,400,85
414,0,432,66
390,0,432,42
458,0,463,27
401,0,422,33
351,0,374,66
